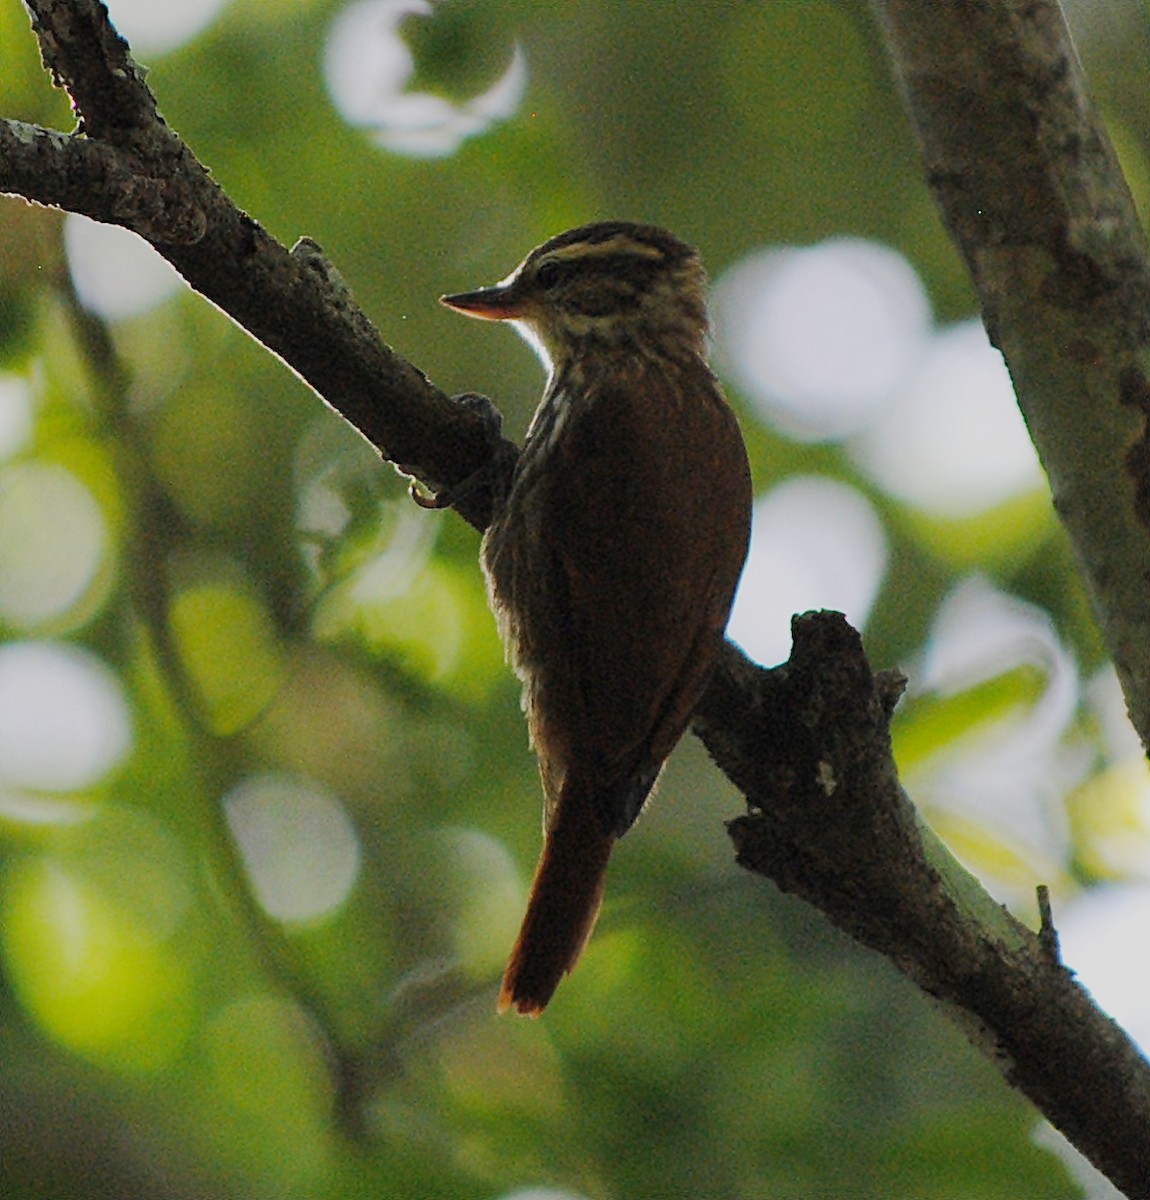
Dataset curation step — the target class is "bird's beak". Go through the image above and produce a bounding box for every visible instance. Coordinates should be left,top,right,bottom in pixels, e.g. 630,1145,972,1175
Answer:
440,283,524,321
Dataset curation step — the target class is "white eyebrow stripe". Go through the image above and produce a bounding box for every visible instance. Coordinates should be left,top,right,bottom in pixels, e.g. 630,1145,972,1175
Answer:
548,236,664,264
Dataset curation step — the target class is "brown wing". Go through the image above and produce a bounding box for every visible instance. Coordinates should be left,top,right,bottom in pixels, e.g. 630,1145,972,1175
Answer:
537,358,751,835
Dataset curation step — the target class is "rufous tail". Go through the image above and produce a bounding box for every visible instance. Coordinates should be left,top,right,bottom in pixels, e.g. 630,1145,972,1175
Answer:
498,779,615,1016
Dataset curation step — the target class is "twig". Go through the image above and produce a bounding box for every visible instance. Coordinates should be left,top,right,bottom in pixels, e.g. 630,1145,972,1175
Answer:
1036,884,1061,964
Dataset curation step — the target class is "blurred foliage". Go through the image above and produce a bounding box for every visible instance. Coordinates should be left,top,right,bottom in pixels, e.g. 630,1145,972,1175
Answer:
2,0,1148,1197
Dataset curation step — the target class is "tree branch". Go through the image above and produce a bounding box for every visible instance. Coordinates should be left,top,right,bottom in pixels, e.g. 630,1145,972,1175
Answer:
26,0,160,137
871,0,1150,752
0,119,203,240
5,0,517,533
3,1,1148,1194
694,618,1150,1199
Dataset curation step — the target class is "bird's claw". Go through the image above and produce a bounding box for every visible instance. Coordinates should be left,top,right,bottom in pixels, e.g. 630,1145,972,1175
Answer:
409,478,451,509
406,392,509,513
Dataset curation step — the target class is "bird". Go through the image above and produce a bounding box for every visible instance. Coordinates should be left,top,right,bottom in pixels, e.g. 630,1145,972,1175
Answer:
440,221,752,1015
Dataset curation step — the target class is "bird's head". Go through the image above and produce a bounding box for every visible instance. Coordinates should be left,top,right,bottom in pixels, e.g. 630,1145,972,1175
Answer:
441,221,709,374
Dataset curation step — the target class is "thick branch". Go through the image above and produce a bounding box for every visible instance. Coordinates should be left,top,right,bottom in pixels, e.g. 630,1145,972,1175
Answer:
26,0,160,139
0,119,203,241
871,0,1150,753
694,616,1150,1199
3,0,516,532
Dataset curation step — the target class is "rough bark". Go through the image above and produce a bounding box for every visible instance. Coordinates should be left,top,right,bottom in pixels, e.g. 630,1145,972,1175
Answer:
8,0,515,532
872,0,1150,753
694,619,1150,1199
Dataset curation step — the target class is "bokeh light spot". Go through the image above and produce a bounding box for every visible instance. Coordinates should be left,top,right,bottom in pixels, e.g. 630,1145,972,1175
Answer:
150,387,267,530
850,320,1043,516
65,214,184,321
900,577,1081,896
432,826,522,975
0,460,109,630
727,476,889,668
0,791,92,827
169,577,285,736
0,373,33,461
224,774,361,924
1059,884,1150,1055
312,503,503,700
498,1190,592,1200
203,992,331,1189
103,0,231,56
59,804,195,943
206,994,328,1118
324,0,526,157
713,239,931,440
0,641,132,791
1,856,191,1071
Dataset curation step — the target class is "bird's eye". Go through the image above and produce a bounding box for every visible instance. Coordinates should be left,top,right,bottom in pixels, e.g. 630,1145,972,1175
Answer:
535,260,565,290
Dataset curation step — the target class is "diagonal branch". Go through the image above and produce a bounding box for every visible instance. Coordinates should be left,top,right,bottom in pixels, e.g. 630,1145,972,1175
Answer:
871,0,1150,753
694,617,1150,1199
6,0,517,533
